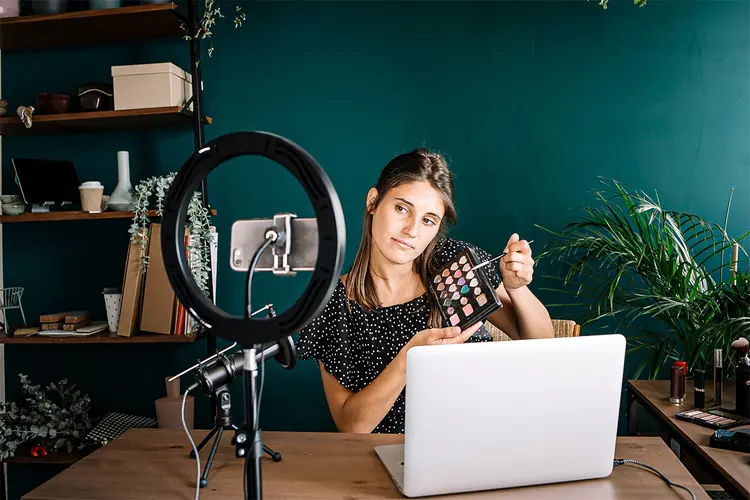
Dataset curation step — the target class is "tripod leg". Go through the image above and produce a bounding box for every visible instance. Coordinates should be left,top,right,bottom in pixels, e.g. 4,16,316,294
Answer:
263,444,282,462
200,427,224,488
191,426,219,457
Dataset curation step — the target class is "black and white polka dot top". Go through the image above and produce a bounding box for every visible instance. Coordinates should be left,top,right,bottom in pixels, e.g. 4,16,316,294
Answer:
297,238,502,434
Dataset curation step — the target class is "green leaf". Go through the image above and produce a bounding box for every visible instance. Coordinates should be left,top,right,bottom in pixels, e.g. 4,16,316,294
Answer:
536,178,747,379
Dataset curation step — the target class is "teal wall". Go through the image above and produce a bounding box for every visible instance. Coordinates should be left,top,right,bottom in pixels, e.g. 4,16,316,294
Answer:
3,0,748,497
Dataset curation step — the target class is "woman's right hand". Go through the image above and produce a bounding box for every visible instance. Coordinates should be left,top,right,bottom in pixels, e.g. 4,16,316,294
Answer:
406,322,483,350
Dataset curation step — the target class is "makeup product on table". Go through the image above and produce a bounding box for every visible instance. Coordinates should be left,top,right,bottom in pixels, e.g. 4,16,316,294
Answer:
429,247,503,330
673,360,687,397
694,369,705,408
709,428,750,453
732,337,750,417
676,407,750,429
714,348,723,406
670,365,684,404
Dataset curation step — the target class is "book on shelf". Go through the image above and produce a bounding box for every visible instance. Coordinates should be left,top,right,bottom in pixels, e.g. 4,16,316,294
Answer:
119,223,217,338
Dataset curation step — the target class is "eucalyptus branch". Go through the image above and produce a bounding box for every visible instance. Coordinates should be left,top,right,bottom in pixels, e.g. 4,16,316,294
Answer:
129,173,213,297
0,374,93,460
179,0,246,59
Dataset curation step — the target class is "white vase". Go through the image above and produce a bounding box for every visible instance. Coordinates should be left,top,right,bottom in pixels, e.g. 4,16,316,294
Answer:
108,151,135,211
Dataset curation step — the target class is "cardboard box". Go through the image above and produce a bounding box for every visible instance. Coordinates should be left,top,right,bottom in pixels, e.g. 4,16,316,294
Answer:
111,62,193,111
139,223,177,335
117,228,149,337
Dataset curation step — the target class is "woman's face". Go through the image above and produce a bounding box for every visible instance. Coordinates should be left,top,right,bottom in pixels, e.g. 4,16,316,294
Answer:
368,181,445,266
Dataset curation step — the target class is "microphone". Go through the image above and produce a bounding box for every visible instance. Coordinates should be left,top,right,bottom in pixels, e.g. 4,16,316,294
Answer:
189,336,296,394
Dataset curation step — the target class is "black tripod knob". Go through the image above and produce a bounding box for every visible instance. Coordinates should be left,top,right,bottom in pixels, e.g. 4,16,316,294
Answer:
267,448,282,462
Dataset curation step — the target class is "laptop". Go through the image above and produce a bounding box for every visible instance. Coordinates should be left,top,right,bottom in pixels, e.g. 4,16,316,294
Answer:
375,334,626,497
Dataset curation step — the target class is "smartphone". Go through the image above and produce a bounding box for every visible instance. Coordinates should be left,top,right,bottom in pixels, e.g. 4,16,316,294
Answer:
230,216,318,273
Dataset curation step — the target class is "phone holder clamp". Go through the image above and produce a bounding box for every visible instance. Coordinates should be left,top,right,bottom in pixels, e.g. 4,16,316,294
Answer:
269,213,296,276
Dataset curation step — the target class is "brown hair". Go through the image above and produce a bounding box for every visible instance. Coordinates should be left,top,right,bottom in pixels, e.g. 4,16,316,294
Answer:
345,148,458,328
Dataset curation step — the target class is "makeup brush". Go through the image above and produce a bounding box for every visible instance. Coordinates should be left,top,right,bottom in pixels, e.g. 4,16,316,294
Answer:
732,337,750,366
469,240,534,272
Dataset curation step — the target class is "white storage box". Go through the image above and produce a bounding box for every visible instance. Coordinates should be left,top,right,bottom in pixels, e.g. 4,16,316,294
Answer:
111,63,193,112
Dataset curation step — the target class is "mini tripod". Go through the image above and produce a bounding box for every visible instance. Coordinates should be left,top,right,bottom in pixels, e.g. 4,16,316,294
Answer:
190,384,281,488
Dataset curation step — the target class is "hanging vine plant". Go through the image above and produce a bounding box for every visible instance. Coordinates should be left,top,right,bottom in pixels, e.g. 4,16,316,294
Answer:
597,0,648,9
180,0,247,59
129,173,213,296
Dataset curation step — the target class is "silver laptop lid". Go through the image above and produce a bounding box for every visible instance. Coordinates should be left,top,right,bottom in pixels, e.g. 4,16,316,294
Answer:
402,334,625,497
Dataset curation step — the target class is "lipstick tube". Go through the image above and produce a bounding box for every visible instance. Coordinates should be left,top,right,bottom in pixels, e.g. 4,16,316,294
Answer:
674,361,687,397
671,365,684,404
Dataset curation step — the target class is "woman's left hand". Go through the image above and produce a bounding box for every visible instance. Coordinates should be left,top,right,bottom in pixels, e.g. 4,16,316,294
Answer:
499,233,534,290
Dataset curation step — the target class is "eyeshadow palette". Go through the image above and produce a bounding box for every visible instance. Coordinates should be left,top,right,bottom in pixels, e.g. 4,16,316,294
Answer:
428,247,503,330
675,407,750,429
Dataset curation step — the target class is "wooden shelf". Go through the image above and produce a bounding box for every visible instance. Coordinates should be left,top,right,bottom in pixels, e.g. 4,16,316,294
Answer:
3,444,93,464
0,208,216,224
0,331,199,344
0,107,211,136
0,3,187,51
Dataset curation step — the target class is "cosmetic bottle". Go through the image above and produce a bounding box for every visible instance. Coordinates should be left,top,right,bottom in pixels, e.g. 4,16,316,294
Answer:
670,365,684,404
732,338,750,417
714,349,723,406
694,369,705,408
674,360,687,397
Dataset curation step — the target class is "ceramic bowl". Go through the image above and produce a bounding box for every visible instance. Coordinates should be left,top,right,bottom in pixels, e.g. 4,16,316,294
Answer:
0,194,23,204
36,93,70,114
2,203,26,216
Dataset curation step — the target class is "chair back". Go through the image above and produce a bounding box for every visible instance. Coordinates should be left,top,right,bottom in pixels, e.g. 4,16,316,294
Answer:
0,287,24,309
485,318,580,341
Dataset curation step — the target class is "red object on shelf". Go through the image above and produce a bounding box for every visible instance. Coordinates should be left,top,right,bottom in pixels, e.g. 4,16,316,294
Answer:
30,445,48,457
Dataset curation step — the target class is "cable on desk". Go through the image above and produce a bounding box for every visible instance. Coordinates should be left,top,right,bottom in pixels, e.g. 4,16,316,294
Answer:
183,387,200,500
614,459,696,500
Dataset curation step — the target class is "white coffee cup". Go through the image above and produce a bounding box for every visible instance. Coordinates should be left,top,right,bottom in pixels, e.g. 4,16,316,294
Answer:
79,181,104,213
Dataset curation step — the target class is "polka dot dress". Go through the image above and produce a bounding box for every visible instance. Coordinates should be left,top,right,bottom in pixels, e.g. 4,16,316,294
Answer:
297,238,502,434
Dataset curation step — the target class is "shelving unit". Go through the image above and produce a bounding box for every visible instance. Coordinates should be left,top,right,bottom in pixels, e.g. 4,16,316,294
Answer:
0,3,186,51
3,445,91,465
0,0,215,484
0,208,216,224
0,331,198,344
0,107,211,136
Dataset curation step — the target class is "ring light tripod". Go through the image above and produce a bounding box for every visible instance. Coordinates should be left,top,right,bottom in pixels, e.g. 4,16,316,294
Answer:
161,131,346,500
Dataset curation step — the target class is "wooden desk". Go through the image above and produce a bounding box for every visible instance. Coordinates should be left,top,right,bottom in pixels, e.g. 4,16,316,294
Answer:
629,379,750,499
22,429,707,499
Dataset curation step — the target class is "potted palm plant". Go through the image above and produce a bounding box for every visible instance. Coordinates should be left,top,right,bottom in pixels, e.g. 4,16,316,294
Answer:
536,179,750,379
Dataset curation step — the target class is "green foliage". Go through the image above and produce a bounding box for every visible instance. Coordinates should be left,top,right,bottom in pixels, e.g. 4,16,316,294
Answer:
536,179,750,379
597,0,648,9
0,374,93,460
180,0,247,59
129,173,213,296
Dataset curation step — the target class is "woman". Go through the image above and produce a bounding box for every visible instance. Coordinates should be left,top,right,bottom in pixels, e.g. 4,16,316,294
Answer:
297,148,554,434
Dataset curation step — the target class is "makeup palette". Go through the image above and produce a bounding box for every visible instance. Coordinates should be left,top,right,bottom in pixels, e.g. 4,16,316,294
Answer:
429,247,503,330
675,407,750,429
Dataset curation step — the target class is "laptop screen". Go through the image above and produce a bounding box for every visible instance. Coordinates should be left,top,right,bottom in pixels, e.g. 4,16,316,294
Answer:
12,158,81,206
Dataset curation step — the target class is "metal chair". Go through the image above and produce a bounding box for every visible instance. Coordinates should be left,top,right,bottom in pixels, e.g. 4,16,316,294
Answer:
0,287,27,331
